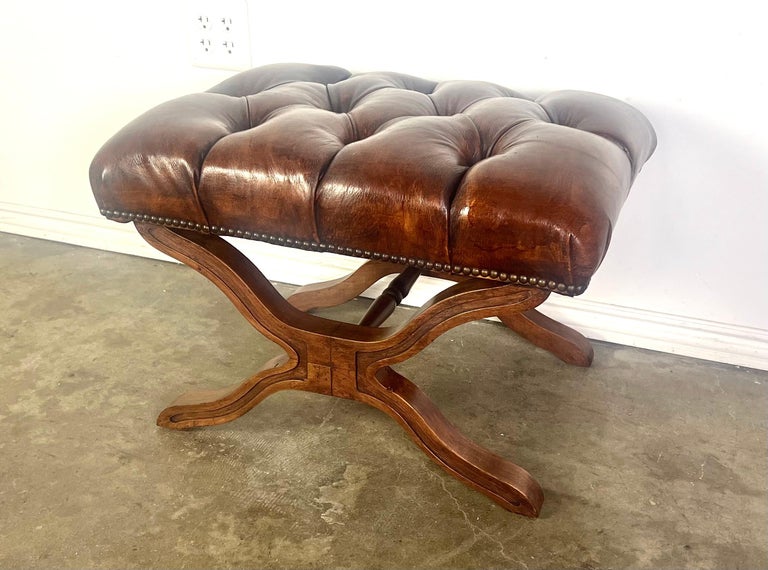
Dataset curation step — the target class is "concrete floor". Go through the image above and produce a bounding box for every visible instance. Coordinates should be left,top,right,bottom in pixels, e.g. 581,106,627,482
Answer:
0,232,766,570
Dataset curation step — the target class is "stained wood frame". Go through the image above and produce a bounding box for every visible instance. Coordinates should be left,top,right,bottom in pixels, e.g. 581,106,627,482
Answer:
136,222,593,517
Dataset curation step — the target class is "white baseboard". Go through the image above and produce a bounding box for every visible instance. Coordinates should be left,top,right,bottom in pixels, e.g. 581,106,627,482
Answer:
0,202,174,262
2,202,767,371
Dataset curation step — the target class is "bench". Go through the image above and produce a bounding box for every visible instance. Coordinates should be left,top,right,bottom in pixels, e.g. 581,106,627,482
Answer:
90,63,656,517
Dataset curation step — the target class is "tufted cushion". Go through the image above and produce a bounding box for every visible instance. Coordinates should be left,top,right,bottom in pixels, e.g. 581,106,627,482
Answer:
90,63,656,295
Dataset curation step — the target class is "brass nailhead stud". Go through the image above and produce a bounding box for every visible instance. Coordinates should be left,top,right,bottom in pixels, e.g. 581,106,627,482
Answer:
104,210,581,295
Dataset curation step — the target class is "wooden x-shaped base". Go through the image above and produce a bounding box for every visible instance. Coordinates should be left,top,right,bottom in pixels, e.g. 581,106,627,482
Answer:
136,222,593,517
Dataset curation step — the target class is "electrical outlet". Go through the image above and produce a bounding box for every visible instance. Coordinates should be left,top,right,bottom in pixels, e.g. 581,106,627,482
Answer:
189,0,251,71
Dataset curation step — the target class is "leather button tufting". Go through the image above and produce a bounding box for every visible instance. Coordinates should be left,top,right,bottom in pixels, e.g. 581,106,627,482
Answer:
90,63,656,295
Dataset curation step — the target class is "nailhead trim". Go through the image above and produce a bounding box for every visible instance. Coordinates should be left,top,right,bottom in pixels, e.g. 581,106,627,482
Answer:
100,209,584,295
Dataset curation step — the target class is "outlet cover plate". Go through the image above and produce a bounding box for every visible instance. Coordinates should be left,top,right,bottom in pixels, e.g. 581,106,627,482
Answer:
190,0,251,71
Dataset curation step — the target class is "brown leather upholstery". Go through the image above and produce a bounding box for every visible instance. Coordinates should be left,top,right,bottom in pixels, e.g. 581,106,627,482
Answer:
90,63,656,295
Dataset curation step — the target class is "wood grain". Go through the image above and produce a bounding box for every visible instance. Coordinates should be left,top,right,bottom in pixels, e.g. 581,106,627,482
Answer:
135,221,586,517
499,309,594,367
358,266,421,327
286,260,406,311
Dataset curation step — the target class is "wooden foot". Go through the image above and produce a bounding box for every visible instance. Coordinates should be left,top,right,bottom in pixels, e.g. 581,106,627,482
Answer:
364,367,543,515
135,222,562,516
499,309,594,367
156,355,305,429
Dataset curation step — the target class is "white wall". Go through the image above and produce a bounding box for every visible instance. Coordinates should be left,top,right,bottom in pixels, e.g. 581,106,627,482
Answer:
1,0,766,369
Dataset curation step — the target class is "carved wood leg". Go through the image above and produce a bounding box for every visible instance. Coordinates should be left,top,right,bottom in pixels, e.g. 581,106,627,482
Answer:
136,222,333,428
156,354,307,429
286,260,406,311
423,269,594,367
362,367,543,516
351,281,548,516
499,308,594,367
135,222,551,516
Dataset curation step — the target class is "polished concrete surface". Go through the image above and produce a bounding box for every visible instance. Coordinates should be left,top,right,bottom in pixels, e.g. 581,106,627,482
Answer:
1,232,766,569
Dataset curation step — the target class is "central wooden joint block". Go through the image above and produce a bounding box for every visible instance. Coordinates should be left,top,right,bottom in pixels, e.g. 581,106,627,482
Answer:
328,342,362,400
306,336,363,400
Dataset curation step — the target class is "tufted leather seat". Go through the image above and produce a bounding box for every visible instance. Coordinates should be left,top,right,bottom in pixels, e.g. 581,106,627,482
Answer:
89,64,658,515
90,63,656,295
